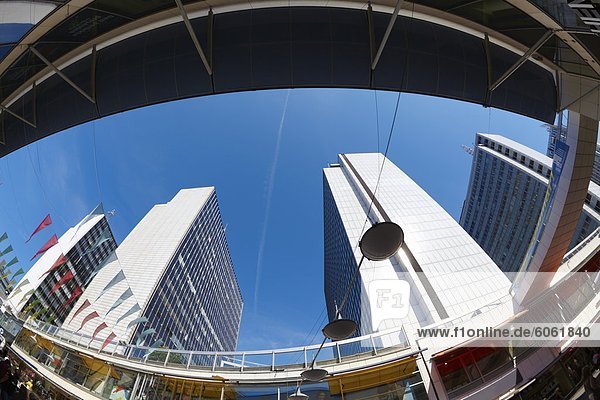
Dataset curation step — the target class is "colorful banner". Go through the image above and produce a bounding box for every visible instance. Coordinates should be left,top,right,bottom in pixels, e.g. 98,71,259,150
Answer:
83,251,117,287
26,214,52,243
1,245,13,256
23,299,40,313
30,234,58,261
126,316,148,330
5,257,18,268
116,303,141,325
11,267,24,280
18,289,34,303
107,289,133,315
77,228,112,263
72,204,103,241
95,271,125,301
92,322,108,341
78,311,99,332
0,233,7,243
62,286,82,309
70,299,91,323
43,254,67,276
136,328,156,346
31,307,47,320
50,270,74,294
101,332,117,351
11,278,29,294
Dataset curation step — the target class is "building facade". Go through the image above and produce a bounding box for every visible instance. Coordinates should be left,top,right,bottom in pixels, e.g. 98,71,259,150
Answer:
323,153,513,338
547,123,600,185
61,188,243,352
461,133,600,275
8,212,117,326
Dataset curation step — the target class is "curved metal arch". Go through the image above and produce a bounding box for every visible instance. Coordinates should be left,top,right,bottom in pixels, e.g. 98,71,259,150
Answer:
0,4,560,159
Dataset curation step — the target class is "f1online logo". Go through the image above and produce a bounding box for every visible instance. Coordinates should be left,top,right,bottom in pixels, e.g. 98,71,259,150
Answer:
368,280,410,331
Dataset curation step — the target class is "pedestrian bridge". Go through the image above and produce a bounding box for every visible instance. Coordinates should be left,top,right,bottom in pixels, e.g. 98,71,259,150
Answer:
8,230,600,400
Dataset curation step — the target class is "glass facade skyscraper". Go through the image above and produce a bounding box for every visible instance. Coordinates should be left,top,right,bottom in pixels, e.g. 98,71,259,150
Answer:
323,153,513,337
138,190,242,352
62,188,243,353
8,213,117,326
461,133,600,275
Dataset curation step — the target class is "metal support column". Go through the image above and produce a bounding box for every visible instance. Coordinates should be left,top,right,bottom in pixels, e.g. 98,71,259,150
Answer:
0,104,36,128
29,46,96,104
371,0,404,70
483,33,493,106
490,30,554,92
175,0,213,75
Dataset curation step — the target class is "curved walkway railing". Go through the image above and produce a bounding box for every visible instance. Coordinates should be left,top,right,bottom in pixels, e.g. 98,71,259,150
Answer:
24,319,410,374
561,226,600,265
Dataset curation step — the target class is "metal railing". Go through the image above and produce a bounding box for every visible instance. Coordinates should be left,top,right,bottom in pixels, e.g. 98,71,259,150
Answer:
561,226,600,265
23,319,411,373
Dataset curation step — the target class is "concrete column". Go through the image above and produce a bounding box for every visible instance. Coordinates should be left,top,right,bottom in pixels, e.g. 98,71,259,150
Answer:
513,111,598,305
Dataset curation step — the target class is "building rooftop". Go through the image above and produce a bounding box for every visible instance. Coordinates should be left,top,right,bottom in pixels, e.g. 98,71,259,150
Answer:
478,133,553,167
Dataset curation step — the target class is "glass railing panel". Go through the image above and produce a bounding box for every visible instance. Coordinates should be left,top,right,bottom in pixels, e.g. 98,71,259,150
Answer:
188,352,216,369
374,329,410,354
214,353,244,370
310,344,337,366
165,350,190,369
145,349,171,366
126,347,149,363
274,349,307,369
339,337,374,362
242,352,274,371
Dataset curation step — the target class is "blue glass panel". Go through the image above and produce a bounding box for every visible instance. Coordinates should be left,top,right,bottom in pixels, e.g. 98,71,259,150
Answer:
0,23,32,43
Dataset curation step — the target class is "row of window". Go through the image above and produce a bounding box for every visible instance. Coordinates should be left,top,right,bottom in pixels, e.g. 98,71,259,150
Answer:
477,136,551,179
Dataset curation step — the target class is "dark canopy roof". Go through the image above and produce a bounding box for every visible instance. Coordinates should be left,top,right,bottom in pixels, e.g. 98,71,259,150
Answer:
0,0,598,157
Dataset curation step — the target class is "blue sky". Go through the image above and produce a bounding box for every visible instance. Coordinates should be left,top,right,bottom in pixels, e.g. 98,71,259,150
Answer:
0,88,550,350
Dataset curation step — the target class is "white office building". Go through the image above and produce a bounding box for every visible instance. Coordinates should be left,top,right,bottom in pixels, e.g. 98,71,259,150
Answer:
323,153,514,337
61,188,243,353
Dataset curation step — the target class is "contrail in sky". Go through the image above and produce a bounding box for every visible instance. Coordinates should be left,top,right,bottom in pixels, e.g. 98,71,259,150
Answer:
254,90,291,313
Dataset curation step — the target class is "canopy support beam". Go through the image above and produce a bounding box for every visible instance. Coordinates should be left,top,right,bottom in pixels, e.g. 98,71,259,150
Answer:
490,30,554,92
29,46,96,104
371,0,403,71
175,0,213,76
0,103,36,128
559,82,600,113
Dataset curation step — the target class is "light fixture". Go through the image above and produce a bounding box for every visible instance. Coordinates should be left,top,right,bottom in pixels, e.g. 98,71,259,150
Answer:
288,387,309,400
359,222,404,261
322,317,357,341
301,368,328,382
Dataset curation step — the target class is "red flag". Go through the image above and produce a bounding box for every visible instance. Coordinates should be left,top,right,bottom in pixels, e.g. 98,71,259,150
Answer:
70,299,91,323
62,286,82,309
43,254,67,276
92,322,108,341
26,214,52,243
30,234,58,261
50,270,74,294
78,311,99,332
101,332,117,351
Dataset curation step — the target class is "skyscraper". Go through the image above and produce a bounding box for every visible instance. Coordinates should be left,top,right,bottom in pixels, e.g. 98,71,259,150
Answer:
547,123,600,185
545,123,568,159
8,211,117,326
61,188,243,352
323,153,512,337
461,133,600,275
